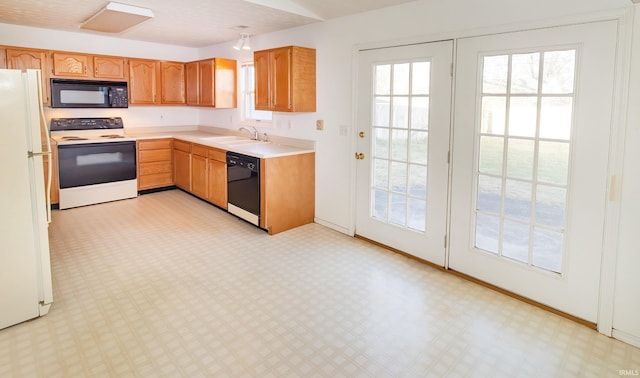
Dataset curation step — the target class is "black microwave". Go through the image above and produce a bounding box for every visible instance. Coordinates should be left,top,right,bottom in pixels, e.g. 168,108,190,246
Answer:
50,79,128,108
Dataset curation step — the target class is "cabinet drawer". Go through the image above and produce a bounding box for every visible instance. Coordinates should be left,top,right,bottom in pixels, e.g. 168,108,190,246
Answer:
139,149,172,163
174,139,191,152
208,148,226,162
139,161,172,175
138,173,173,190
192,144,208,157
138,139,172,150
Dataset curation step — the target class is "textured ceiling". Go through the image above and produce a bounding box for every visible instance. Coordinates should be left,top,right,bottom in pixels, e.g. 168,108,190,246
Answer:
0,0,417,47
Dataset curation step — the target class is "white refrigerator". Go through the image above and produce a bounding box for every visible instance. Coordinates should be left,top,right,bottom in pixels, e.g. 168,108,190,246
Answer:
0,69,53,330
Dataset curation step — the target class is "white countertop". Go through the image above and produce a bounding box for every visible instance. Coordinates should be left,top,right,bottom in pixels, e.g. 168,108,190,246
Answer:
126,130,315,159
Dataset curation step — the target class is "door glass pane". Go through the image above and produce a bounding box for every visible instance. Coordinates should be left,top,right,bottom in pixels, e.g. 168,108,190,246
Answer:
375,64,391,95
373,189,388,220
481,96,506,135
537,141,569,185
542,50,575,94
373,97,390,127
373,127,389,159
409,131,428,165
408,198,426,232
533,228,563,273
477,175,502,214
508,96,537,137
391,129,408,161
373,158,389,189
408,164,427,198
370,60,431,233
475,48,576,274
476,214,500,254
482,55,509,94
390,193,407,226
504,179,532,221
540,97,572,140
510,52,540,94
390,161,407,194
412,62,430,95
502,220,530,263
479,136,504,176
535,185,566,228
393,63,410,95
411,97,429,130
392,97,409,128
506,138,534,180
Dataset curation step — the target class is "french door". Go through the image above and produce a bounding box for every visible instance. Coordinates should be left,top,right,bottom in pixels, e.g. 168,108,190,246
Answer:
449,21,618,322
355,41,453,265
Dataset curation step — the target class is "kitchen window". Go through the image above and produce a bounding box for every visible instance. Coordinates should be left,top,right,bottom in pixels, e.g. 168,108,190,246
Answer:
240,61,272,126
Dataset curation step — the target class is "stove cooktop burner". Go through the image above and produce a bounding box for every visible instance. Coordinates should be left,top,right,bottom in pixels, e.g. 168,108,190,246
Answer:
100,135,125,139
61,136,89,141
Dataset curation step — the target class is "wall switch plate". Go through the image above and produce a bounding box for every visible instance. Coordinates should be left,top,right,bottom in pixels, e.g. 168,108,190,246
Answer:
316,119,324,130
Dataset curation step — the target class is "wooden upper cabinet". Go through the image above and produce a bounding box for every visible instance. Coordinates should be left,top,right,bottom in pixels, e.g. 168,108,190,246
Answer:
0,47,6,69
254,46,316,112
129,59,160,105
52,52,89,77
93,56,126,80
185,58,237,108
213,58,237,108
5,48,50,104
185,61,199,105
160,61,185,104
253,50,271,110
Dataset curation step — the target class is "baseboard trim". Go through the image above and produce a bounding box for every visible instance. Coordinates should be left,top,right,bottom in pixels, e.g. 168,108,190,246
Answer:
355,234,597,331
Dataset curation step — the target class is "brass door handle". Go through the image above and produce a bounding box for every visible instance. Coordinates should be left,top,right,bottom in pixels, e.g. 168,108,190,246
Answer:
359,131,365,138
355,152,365,160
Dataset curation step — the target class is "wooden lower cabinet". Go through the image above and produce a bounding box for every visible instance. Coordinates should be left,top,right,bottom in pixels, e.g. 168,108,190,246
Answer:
188,143,227,209
137,139,173,190
191,144,208,198
207,148,227,209
173,149,191,191
261,153,315,235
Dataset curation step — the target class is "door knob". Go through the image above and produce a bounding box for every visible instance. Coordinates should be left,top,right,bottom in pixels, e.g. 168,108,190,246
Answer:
359,131,365,138
355,152,365,160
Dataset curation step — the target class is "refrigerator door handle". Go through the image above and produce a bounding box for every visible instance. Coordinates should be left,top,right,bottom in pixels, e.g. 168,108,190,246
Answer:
35,70,52,224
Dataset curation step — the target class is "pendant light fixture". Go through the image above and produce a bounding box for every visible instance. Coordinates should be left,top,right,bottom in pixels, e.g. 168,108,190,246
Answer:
233,33,251,51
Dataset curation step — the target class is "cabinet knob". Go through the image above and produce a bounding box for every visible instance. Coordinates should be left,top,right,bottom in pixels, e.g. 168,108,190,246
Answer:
355,152,365,160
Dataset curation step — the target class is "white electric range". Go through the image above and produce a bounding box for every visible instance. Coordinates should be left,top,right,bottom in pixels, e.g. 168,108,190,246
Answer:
50,117,138,209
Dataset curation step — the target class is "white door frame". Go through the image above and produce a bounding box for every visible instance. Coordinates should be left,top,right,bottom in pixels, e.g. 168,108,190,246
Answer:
348,7,633,337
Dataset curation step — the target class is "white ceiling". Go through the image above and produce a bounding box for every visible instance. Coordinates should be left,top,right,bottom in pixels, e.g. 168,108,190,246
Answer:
0,0,417,47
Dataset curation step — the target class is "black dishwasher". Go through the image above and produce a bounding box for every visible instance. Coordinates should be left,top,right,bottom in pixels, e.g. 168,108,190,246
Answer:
226,152,261,226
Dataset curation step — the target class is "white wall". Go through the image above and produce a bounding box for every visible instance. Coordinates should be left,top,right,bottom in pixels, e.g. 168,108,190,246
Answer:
613,4,640,347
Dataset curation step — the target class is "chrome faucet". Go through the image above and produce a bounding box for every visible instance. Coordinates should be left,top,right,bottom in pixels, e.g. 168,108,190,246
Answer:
239,126,259,140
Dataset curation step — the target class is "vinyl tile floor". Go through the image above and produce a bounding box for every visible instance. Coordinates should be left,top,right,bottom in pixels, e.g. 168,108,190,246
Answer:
1,189,638,377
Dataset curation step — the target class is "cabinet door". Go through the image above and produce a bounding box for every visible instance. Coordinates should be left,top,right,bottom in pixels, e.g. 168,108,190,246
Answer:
191,154,208,199
0,47,6,68
254,50,271,110
52,52,89,77
185,61,199,105
271,47,292,111
214,58,237,108
129,59,159,105
207,159,227,208
94,56,126,80
199,60,215,107
6,48,50,104
160,61,185,104
44,144,59,205
173,149,191,191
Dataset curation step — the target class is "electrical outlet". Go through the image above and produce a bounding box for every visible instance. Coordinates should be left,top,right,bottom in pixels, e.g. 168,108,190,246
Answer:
316,119,324,130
